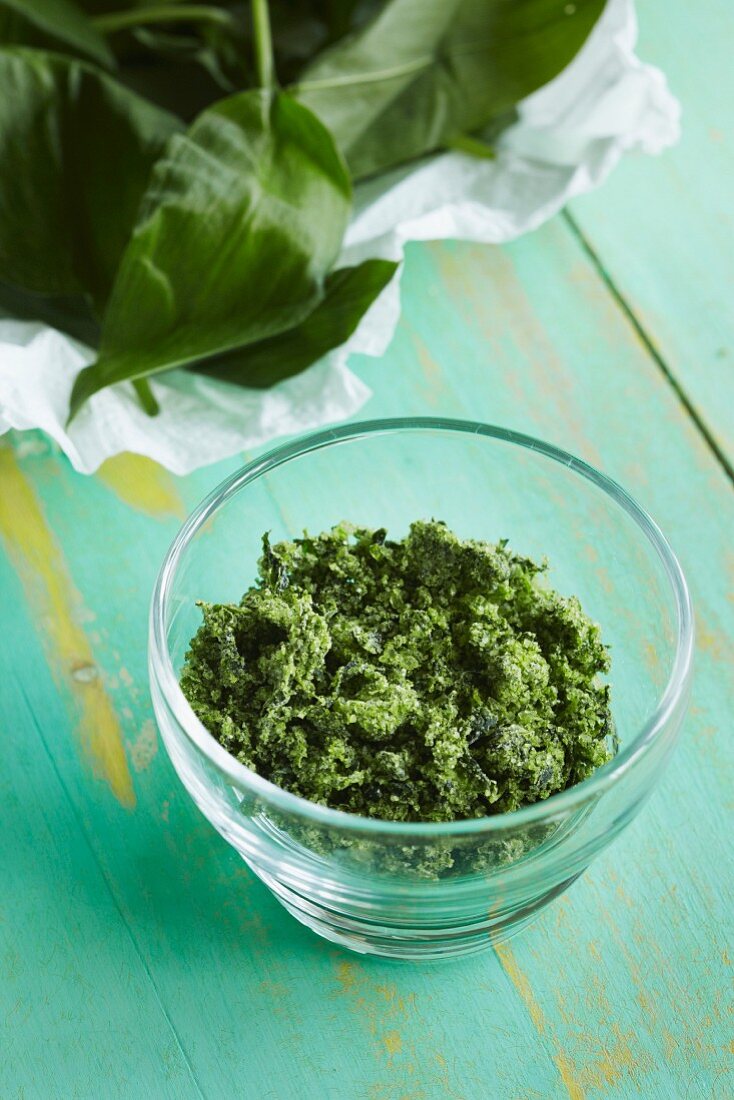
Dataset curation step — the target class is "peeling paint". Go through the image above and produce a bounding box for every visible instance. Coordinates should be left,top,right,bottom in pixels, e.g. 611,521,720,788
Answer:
0,448,135,807
97,453,185,520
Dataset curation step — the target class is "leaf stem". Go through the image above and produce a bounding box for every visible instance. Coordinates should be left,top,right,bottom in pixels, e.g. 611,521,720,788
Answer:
93,5,233,35
133,378,160,416
445,133,496,160
251,0,275,89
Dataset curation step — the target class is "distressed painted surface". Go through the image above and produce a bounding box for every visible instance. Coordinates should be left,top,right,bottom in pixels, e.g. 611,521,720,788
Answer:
0,450,135,807
567,0,734,470
96,453,186,521
1,6,733,1098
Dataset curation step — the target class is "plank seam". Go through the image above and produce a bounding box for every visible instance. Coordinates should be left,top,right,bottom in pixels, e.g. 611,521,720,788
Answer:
563,210,734,489
15,675,208,1100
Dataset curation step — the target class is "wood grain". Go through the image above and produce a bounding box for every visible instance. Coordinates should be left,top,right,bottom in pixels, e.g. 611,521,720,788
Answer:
0,523,201,1098
0,448,134,807
567,0,734,472
2,215,732,1097
1,2,733,1094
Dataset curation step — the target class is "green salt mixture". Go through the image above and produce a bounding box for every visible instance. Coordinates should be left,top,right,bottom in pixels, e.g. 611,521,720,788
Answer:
181,521,613,823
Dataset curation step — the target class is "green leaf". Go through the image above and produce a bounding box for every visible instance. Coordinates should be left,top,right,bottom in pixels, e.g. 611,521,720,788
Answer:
0,280,101,346
0,0,114,68
130,25,241,95
302,0,377,47
191,258,398,388
295,0,605,179
76,0,128,11
114,46,239,122
76,0,127,11
0,48,182,311
72,7,246,119
68,88,352,420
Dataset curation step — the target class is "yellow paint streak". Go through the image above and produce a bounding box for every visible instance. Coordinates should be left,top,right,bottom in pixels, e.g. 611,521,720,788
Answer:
554,1055,585,1100
587,941,602,963
497,943,592,1100
332,957,465,1097
0,449,135,806
130,718,158,773
643,641,661,673
97,453,184,520
431,241,604,468
495,943,546,1035
697,615,732,670
548,900,658,1091
606,1023,638,1081
335,960,358,993
410,332,449,407
661,1029,679,1060
552,922,648,1089
384,1031,402,1056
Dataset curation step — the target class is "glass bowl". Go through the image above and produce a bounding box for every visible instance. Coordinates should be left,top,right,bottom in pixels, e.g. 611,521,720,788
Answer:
149,418,693,960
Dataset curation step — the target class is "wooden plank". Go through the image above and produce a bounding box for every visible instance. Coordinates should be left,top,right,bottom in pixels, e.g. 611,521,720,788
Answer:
2,212,732,1098
390,231,734,1098
0,531,201,1099
567,0,734,471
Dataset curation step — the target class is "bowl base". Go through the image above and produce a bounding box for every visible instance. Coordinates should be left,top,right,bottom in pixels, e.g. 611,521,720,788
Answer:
256,865,581,961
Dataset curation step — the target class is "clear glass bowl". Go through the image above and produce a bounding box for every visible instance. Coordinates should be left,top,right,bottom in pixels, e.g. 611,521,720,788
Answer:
149,419,693,960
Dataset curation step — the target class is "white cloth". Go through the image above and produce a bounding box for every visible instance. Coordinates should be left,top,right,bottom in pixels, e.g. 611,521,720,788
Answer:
0,0,679,474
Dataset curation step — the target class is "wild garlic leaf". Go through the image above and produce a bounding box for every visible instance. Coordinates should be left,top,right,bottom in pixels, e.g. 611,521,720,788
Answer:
295,0,605,179
131,26,241,97
0,0,114,68
69,89,352,419
266,0,376,84
191,258,398,388
0,280,100,345
0,48,182,311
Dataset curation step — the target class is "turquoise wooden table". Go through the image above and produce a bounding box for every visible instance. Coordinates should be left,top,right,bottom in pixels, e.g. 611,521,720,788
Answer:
2,2,732,1096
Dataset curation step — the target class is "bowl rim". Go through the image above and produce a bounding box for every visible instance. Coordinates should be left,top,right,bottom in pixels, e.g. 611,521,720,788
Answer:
149,416,694,837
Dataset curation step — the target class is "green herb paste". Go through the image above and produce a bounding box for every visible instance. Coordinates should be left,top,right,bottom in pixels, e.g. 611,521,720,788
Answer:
181,521,613,823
